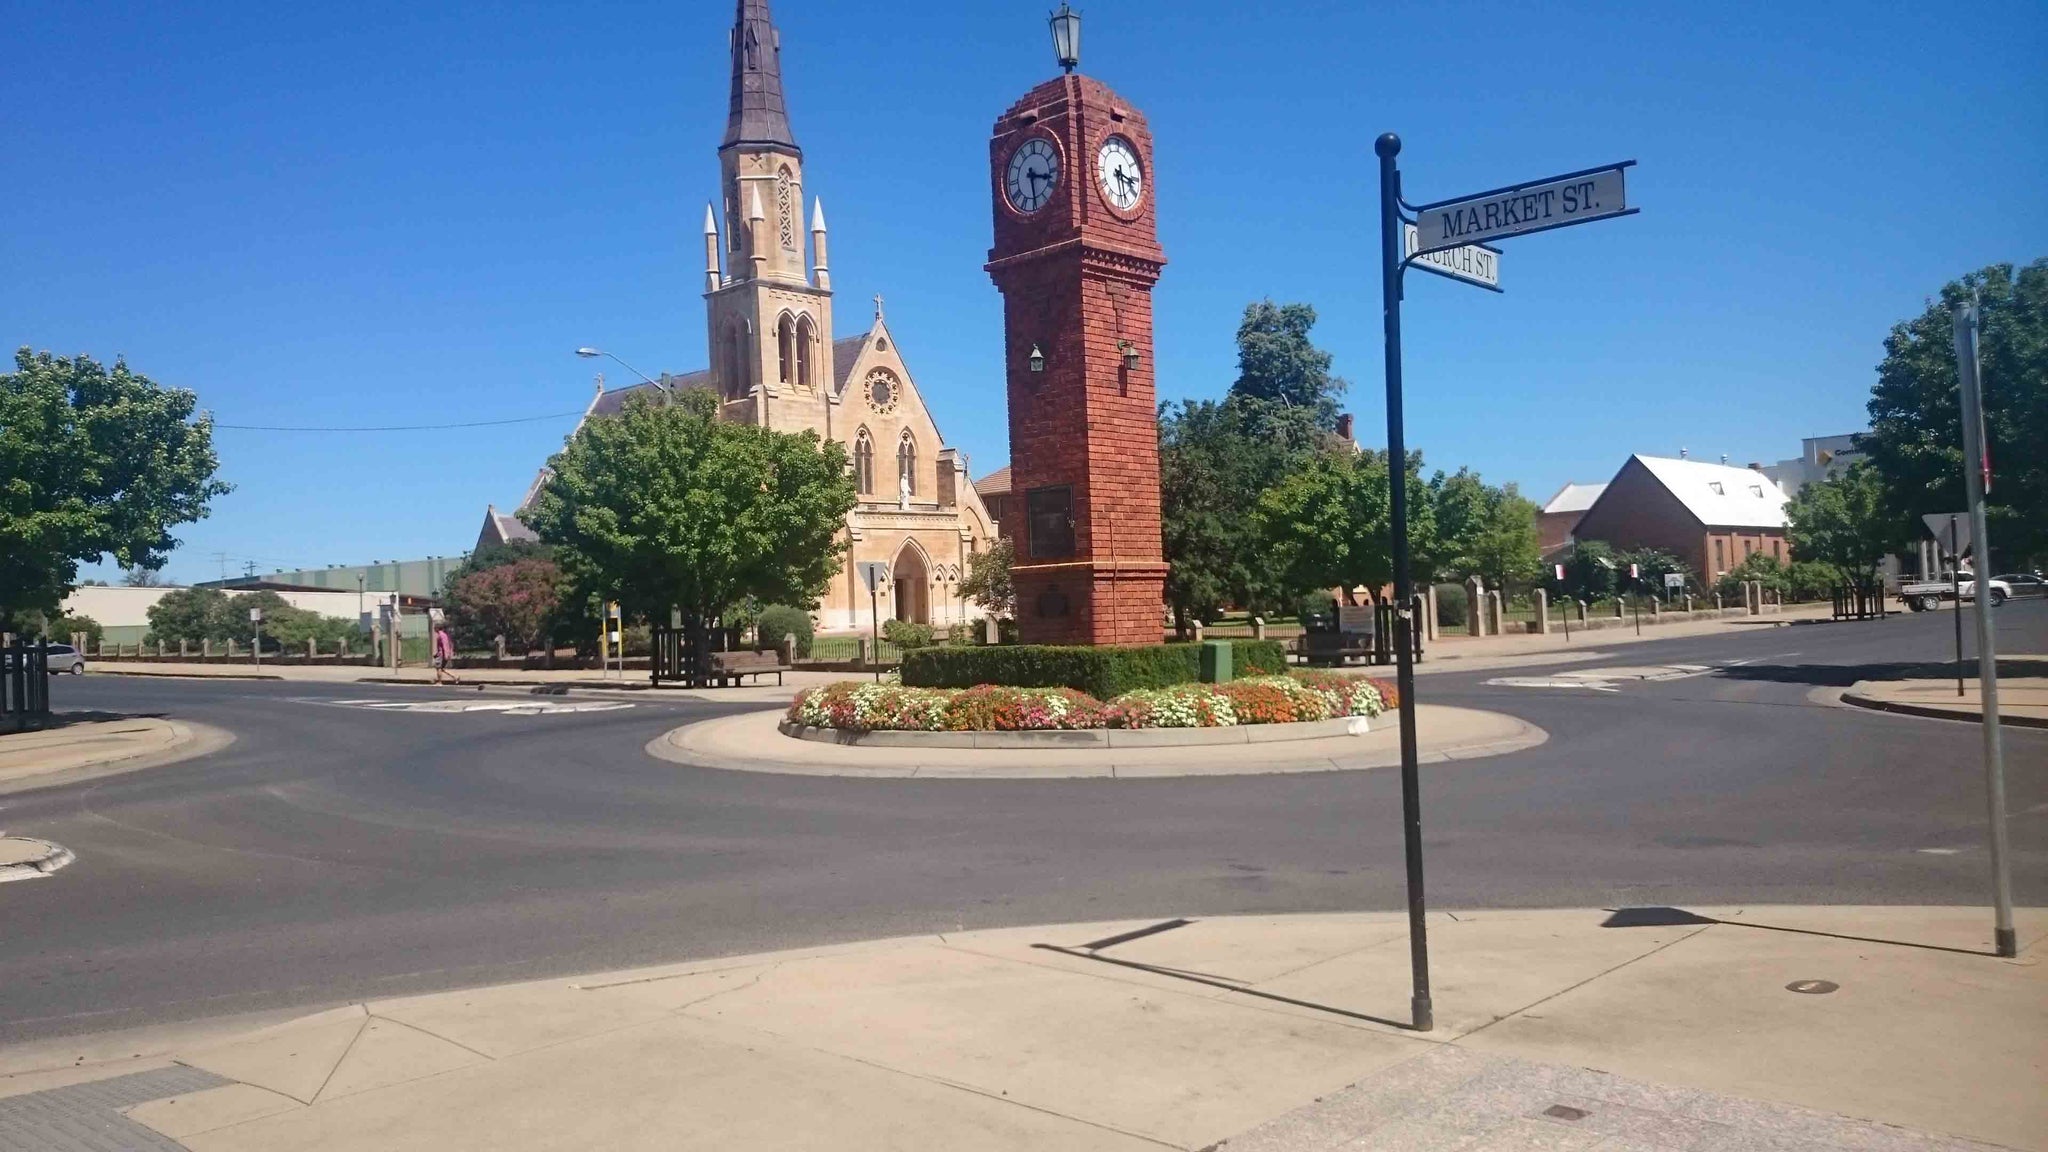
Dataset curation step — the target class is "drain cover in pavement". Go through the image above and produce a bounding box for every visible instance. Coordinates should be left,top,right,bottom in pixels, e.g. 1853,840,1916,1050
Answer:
1786,979,1839,994
1542,1104,1591,1121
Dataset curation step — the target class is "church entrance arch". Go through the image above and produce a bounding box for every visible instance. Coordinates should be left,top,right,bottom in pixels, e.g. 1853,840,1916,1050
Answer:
891,541,930,625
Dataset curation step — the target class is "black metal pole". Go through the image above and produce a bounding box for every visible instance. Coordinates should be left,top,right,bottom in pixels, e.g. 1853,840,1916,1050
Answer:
1375,132,1432,1033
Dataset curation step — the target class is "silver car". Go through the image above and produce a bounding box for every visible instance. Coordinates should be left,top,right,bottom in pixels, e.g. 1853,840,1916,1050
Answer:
1992,573,2045,599
4,643,87,674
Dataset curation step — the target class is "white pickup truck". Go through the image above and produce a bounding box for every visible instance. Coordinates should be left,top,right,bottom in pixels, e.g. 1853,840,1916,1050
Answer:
1898,572,2010,611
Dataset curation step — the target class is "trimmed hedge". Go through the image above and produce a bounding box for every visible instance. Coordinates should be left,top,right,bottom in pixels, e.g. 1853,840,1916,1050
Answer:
901,639,1287,699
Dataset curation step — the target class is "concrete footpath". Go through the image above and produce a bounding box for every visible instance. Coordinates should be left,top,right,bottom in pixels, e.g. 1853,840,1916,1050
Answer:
0,715,233,795
1843,672,2048,729
1,906,2039,1151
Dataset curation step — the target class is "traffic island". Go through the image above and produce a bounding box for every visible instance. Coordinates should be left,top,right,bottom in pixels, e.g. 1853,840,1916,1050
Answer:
0,715,234,794
652,703,1545,778
1840,675,2048,729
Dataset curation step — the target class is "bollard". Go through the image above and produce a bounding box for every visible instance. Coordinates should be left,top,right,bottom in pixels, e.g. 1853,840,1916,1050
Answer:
983,616,999,645
1614,598,1624,619
1466,576,1486,637
781,635,797,666
1487,591,1505,636
1425,585,1440,642
1251,616,1266,641
495,635,508,662
1533,589,1551,635
202,638,212,659
857,635,872,667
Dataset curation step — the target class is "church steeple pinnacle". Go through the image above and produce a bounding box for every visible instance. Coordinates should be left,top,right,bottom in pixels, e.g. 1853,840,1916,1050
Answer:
722,0,799,155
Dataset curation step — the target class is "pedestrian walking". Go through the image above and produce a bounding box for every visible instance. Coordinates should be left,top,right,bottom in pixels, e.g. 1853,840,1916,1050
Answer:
433,623,462,684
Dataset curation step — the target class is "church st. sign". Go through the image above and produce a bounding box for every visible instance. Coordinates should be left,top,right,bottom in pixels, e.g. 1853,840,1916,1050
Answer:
1403,223,1500,291
1410,162,1633,256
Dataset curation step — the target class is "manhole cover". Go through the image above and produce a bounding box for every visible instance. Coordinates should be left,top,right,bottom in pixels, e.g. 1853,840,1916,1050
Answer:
1542,1105,1590,1121
1786,979,1839,994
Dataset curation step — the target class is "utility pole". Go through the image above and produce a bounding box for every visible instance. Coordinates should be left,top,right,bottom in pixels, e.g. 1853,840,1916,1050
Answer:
1954,300,2014,958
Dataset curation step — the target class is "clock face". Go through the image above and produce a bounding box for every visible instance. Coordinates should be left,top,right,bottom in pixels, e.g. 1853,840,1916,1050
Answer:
1096,136,1143,211
1004,138,1060,214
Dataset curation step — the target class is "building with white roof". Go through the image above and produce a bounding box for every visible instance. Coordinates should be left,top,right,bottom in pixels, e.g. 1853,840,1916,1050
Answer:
1538,481,1608,556
1569,455,1790,582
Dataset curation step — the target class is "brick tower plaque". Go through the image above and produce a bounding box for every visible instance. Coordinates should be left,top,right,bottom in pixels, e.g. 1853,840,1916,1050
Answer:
986,73,1168,646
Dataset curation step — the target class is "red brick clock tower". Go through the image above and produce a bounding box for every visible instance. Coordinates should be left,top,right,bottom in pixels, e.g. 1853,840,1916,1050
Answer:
986,54,1168,646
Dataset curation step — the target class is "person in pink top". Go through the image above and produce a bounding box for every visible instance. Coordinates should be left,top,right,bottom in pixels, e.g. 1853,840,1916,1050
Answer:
432,624,461,684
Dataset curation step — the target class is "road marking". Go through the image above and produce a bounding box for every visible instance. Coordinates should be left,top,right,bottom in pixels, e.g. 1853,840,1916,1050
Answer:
1915,847,1962,855
1485,675,1622,692
289,697,634,716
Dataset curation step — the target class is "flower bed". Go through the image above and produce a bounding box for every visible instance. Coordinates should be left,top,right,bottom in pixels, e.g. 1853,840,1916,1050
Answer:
788,673,1390,733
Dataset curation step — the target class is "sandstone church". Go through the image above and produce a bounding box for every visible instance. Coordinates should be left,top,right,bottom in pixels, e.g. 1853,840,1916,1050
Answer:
481,0,997,633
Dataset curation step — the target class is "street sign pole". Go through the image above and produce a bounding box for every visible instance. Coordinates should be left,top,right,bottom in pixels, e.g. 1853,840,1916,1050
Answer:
1954,301,2014,958
1950,515,1964,697
1375,133,1432,1034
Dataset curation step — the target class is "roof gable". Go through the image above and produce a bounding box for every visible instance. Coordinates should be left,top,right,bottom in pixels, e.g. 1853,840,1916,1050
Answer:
1627,454,1788,529
1542,482,1606,515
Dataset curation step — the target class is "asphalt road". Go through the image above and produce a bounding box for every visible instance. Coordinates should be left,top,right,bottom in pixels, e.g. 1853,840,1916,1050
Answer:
1,602,2042,1045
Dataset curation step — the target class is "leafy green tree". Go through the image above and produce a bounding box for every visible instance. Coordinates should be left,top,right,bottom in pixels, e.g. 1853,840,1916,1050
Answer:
1614,547,1692,599
1553,539,1618,604
1786,462,1895,595
1859,260,2046,567
1428,468,1542,593
1158,398,1321,630
1228,300,1347,428
1715,552,1787,601
145,587,235,645
0,350,229,628
524,391,856,671
959,536,1015,620
755,604,815,657
1256,449,1435,606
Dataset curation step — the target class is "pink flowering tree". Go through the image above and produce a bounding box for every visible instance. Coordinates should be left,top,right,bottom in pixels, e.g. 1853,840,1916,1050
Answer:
445,557,567,655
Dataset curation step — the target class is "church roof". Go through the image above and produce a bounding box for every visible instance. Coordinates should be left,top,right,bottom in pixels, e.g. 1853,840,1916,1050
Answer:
974,466,1011,497
722,0,799,154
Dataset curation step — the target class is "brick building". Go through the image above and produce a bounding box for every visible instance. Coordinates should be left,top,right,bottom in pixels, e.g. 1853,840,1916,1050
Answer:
489,1,996,633
1569,455,1790,582
1537,482,1606,558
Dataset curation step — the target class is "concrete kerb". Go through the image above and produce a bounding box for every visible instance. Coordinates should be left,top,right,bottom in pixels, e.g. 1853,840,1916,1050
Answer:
653,705,1547,779
0,836,74,882
0,717,236,796
778,714,1374,749
1839,681,2048,730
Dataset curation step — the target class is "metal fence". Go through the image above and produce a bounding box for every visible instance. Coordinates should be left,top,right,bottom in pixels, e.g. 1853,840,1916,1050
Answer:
2,640,53,732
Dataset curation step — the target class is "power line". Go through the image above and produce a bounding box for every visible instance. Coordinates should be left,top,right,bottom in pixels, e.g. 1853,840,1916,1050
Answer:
213,410,585,432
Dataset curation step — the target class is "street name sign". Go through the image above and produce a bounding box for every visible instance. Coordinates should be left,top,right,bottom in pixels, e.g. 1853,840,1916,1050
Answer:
1403,223,1499,290
1411,162,1634,257
857,561,892,595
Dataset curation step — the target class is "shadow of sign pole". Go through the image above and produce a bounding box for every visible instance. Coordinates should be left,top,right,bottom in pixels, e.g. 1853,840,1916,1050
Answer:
1376,134,1639,1032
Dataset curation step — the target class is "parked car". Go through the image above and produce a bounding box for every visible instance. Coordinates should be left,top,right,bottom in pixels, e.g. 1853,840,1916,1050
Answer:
1,643,86,674
1991,573,2045,599
1897,573,2010,611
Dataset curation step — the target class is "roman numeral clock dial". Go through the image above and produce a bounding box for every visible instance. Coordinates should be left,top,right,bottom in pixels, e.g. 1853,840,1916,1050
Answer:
1096,136,1143,211
1004,138,1060,214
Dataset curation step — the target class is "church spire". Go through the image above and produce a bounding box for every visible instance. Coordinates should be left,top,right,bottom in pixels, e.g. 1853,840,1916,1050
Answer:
722,0,799,154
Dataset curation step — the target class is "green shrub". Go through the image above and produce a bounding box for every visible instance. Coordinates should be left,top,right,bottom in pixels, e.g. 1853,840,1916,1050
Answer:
1433,583,1468,628
902,639,1286,698
756,604,815,658
882,618,935,650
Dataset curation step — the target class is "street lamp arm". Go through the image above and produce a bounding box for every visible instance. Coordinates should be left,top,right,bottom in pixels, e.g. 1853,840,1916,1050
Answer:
575,348,669,400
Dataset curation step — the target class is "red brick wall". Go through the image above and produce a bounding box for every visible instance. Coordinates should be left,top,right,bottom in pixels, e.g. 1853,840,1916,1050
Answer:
989,74,1167,646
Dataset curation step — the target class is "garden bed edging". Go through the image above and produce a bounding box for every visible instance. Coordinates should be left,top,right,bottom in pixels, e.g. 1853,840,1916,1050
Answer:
777,714,1370,749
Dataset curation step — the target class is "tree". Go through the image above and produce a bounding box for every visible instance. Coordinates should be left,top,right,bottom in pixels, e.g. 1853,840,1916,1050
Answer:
121,565,169,587
1554,539,1618,604
145,587,235,646
1786,462,1895,595
524,391,856,673
1256,449,1435,606
445,558,567,654
1427,468,1542,593
0,350,229,629
1614,547,1692,599
1158,398,1321,630
1228,300,1347,428
958,536,1015,620
1858,260,2046,568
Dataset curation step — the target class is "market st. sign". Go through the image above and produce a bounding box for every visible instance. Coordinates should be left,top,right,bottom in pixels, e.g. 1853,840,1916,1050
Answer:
1411,162,1634,256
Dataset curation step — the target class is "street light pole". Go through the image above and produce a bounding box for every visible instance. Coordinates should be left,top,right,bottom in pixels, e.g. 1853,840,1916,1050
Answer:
1375,133,1433,1034
575,348,670,404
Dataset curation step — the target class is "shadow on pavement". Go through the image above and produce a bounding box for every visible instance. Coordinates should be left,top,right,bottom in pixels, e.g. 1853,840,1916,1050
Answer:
1710,657,2048,689
1601,906,2001,958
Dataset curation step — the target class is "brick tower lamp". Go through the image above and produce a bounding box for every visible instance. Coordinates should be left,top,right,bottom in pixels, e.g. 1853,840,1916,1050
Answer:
986,8,1168,646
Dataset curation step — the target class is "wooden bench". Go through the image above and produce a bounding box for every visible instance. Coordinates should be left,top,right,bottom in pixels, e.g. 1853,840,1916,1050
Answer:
709,649,788,687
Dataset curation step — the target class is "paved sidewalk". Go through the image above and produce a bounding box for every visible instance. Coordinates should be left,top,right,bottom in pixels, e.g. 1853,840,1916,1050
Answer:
1842,675,2048,729
1415,601,1836,675
0,715,232,794
3,905,2038,1151
654,703,1545,778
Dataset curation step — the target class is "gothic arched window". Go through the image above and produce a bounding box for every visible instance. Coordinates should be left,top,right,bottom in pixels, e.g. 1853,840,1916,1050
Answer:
776,314,796,386
795,314,816,389
853,429,875,495
776,166,796,251
897,431,918,497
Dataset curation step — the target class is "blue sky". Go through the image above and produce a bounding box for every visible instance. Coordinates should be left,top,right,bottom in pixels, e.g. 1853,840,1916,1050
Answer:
6,0,2043,585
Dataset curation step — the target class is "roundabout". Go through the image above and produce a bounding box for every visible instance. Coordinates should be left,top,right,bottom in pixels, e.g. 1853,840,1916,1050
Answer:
647,704,1547,779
